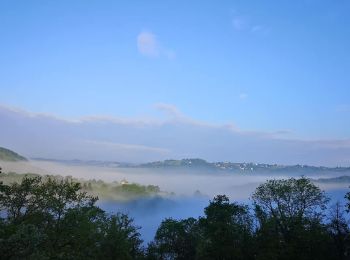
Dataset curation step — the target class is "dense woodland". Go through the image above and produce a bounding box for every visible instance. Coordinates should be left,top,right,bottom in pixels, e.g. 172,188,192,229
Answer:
0,167,350,259
0,171,163,201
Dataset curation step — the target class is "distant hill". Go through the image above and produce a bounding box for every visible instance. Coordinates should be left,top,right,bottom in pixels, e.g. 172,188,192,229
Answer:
33,157,350,176
140,158,215,169
139,159,350,175
0,147,27,161
314,175,350,184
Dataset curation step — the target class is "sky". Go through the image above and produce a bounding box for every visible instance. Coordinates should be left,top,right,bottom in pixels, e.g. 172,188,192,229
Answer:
0,1,350,166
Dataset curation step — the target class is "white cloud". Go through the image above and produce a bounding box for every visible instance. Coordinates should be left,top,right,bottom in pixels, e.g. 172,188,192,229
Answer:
154,103,183,118
84,140,170,154
1,103,349,166
154,103,211,127
137,31,159,57
137,31,175,59
80,115,161,127
0,104,80,123
232,14,268,35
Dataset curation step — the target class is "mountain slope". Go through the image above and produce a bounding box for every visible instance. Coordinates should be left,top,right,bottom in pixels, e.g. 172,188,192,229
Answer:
0,147,27,161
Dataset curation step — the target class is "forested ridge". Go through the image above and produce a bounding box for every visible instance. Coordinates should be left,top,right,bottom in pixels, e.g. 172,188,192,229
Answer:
0,167,349,259
0,147,27,162
0,171,163,201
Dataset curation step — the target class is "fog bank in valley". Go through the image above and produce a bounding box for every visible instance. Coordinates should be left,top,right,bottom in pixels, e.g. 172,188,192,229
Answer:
1,159,349,242
0,160,285,198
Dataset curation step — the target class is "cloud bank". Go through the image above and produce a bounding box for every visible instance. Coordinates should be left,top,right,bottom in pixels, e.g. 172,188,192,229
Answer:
0,104,349,166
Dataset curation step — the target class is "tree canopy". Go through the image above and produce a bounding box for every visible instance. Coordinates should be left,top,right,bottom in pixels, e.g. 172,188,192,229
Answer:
0,176,143,259
1,174,350,259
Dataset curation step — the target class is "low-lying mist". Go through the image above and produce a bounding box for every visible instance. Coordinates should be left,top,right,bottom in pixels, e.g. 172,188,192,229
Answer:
1,159,349,243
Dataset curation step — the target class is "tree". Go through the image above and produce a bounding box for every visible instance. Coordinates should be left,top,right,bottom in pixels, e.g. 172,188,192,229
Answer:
197,195,254,260
328,202,350,260
252,177,333,260
0,176,144,259
149,217,198,260
252,177,329,224
99,213,144,260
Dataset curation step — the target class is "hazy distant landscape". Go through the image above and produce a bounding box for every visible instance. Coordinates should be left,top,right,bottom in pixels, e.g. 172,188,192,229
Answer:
1,147,350,243
1,1,350,258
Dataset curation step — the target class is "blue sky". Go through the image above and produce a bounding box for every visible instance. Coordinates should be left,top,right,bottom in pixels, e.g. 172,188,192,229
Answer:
0,1,350,165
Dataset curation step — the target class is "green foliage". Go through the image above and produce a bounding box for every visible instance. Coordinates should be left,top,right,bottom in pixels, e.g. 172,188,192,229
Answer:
148,195,254,260
113,183,161,198
252,177,335,260
0,176,143,259
1,173,350,260
148,177,350,260
327,202,350,260
252,177,329,222
149,217,198,260
197,195,254,260
0,147,27,162
0,171,162,201
88,213,144,260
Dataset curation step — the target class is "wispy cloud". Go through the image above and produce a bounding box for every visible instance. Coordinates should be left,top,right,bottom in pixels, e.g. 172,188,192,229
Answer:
84,140,170,154
80,115,161,127
231,13,268,35
137,31,175,59
154,103,184,119
137,31,159,57
154,103,212,127
1,103,349,166
0,104,80,123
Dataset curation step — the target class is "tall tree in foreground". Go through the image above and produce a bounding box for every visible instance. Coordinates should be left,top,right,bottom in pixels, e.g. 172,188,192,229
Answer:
196,195,254,260
0,176,143,259
147,195,254,260
328,202,350,260
252,177,335,260
147,217,198,260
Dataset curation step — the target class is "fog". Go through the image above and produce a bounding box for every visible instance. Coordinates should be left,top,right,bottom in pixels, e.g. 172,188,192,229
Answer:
1,160,349,243
0,160,284,198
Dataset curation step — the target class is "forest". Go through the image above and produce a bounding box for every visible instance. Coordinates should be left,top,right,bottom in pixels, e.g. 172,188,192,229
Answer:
0,171,163,201
0,167,349,260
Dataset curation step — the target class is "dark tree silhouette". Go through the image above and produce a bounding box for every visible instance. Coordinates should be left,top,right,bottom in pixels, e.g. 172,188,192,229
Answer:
0,176,143,259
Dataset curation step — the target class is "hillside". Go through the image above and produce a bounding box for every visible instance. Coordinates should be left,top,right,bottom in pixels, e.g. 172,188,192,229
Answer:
32,157,350,175
140,158,214,168
0,147,27,161
314,175,350,184
140,159,350,175
0,171,164,201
